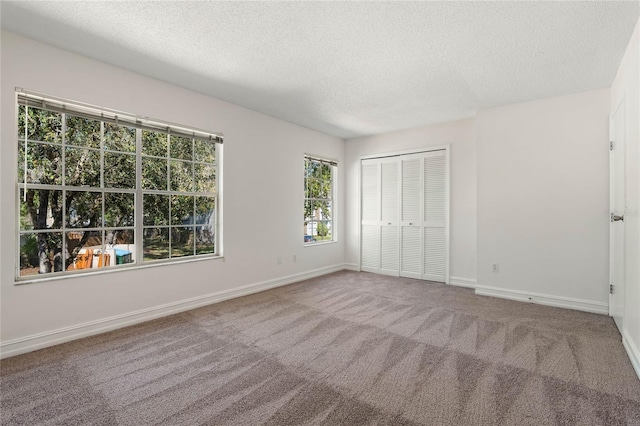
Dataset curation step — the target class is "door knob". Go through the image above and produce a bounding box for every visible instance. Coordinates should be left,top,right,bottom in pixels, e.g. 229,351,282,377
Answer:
611,213,624,222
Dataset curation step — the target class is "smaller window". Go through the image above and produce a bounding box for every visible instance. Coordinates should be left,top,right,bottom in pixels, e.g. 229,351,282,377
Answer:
304,155,336,244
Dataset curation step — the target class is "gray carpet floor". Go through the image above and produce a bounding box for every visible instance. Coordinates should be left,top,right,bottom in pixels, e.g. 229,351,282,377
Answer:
1,271,640,425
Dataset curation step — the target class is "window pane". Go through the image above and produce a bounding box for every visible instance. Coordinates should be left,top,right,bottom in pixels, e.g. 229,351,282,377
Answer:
104,123,135,152
195,196,215,225
171,226,194,258
170,160,193,192
65,147,101,187
143,194,170,226
20,189,63,231
171,195,194,225
316,200,332,221
194,140,215,163
105,229,135,265
304,200,315,242
305,177,331,200
305,218,317,240
104,152,135,188
65,115,101,148
314,162,332,180
304,159,312,178
195,226,215,255
304,200,314,224
20,232,63,276
67,191,102,228
104,193,134,227
143,228,169,261
170,135,193,160
142,130,167,157
19,233,39,276
66,230,103,271
18,105,62,143
18,142,62,185
194,163,216,193
142,157,168,190
317,220,332,241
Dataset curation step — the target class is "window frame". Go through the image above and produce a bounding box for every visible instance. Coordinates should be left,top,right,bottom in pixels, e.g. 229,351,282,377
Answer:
15,90,223,283
304,154,337,245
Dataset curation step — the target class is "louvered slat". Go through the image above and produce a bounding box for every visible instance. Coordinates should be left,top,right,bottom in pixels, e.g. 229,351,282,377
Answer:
401,226,421,276
424,155,445,222
361,162,379,222
424,227,446,279
381,226,399,272
381,161,399,223
402,158,421,221
361,225,380,269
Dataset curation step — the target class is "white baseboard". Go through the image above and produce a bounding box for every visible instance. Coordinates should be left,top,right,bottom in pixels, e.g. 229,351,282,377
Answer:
449,277,477,288
0,263,347,360
344,263,359,271
474,284,608,315
623,330,640,380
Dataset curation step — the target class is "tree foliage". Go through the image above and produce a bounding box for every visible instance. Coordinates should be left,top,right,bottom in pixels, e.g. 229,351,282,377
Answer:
316,221,328,237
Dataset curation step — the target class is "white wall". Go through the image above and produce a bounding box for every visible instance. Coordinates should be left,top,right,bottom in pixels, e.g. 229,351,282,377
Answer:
475,89,611,310
611,18,640,376
344,119,477,283
0,31,345,355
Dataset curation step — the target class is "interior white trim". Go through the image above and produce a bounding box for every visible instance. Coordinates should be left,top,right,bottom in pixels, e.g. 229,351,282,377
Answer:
358,145,450,160
449,276,477,288
344,263,359,271
0,263,347,359
474,284,609,315
623,330,640,380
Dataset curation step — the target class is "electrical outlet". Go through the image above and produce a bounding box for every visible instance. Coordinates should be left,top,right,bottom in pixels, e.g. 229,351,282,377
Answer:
292,254,297,263
492,263,499,273
277,256,282,265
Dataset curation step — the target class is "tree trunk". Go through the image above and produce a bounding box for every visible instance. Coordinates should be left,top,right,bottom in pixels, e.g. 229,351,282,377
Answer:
53,246,63,272
36,189,51,274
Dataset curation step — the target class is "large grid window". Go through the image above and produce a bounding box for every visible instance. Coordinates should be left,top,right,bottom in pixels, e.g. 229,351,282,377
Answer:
304,155,336,244
16,92,222,280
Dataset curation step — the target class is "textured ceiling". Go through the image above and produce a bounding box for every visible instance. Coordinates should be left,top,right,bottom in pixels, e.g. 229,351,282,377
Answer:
1,1,638,139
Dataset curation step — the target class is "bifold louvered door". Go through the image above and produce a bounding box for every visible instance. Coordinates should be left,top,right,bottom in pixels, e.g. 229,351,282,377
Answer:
422,151,447,282
360,149,448,283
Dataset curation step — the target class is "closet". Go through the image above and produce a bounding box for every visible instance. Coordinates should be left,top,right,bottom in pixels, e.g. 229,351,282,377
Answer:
360,148,449,283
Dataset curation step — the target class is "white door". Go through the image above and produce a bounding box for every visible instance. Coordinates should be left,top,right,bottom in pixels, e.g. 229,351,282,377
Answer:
361,159,380,272
422,151,448,283
400,155,422,279
610,100,625,330
380,159,400,276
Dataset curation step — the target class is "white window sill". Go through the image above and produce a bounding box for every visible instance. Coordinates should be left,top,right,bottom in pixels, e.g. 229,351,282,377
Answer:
304,240,337,247
15,255,224,285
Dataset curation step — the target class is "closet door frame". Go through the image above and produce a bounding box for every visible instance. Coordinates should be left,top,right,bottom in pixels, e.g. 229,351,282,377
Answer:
357,145,450,284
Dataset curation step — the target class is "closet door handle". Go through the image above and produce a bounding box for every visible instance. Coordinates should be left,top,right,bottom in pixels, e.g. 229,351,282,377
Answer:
611,213,624,222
